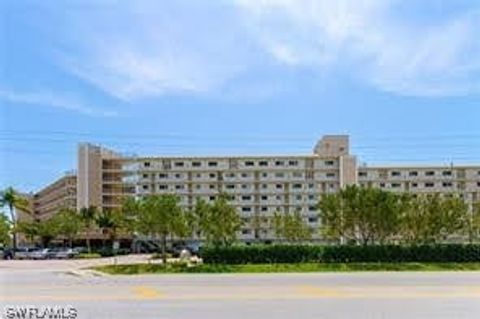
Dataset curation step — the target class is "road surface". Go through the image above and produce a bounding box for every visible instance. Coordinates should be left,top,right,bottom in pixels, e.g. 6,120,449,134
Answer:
1,259,480,319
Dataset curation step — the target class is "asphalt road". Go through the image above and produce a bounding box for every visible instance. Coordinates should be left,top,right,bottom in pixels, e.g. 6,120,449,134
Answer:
1,259,480,319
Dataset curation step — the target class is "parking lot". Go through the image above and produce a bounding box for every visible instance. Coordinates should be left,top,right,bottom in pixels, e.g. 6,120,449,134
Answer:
2,258,480,319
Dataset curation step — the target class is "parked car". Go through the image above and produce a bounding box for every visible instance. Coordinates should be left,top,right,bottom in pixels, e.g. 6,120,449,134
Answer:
0,247,13,260
29,248,52,260
54,248,78,259
15,247,38,259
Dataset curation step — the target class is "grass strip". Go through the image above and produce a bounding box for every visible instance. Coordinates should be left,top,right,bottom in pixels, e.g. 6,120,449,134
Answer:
92,262,480,275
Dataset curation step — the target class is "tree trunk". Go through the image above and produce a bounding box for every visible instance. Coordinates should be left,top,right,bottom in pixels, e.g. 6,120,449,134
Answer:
161,233,167,266
9,204,17,256
69,237,73,248
86,227,91,254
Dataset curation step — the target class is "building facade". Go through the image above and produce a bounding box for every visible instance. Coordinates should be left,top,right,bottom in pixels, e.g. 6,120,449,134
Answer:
31,173,77,221
29,135,480,241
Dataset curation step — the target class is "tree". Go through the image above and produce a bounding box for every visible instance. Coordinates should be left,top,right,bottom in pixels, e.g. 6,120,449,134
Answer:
273,210,312,242
195,194,242,247
96,209,127,250
120,196,141,238
0,213,11,246
319,186,403,245
401,194,468,244
137,194,186,265
17,218,59,247
0,187,30,253
36,218,60,248
17,221,38,244
54,208,82,248
79,206,97,253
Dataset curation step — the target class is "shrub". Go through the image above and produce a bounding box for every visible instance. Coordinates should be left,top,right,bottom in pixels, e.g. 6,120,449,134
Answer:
202,244,480,264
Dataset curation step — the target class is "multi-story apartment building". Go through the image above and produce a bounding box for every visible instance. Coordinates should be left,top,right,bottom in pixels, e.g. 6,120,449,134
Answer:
358,165,480,209
29,172,77,221
27,134,480,242
74,135,357,240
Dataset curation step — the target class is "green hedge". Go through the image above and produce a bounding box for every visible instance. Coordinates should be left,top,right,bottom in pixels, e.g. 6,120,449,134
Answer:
201,244,480,264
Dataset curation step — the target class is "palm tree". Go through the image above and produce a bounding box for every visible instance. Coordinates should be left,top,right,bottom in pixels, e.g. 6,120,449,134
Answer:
79,206,97,253
0,187,30,254
95,210,115,250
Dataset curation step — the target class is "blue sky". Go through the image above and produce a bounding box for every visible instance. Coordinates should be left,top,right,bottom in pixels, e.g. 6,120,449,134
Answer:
1,0,480,192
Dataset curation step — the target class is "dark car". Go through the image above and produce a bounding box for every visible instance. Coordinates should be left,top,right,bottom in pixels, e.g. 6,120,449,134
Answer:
1,248,13,260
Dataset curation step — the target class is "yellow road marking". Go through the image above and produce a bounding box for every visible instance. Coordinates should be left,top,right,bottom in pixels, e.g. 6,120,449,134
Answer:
132,286,163,299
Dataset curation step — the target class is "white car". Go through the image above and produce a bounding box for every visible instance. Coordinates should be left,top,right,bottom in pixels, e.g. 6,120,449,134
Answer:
54,248,78,259
29,248,51,260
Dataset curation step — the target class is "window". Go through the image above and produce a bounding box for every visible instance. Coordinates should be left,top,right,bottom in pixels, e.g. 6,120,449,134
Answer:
261,172,268,178
296,195,302,200
477,181,480,187
159,173,167,179
411,183,418,187
276,184,283,189
425,171,435,176
391,171,401,177
308,216,318,223
326,172,335,178
174,162,184,167
391,183,401,188
275,172,284,178
142,174,148,178
308,195,316,200
158,185,167,190
276,195,282,200
209,184,216,189
379,183,386,188
442,182,453,187
259,161,268,166
209,196,216,201
292,172,302,178
409,171,418,176
192,161,201,167
245,161,254,166
241,184,249,189
261,206,268,212
325,160,334,166
261,184,268,189
196,184,201,189
442,171,452,176
142,185,149,190
208,161,218,167
209,173,216,178
425,182,435,188
241,195,252,201
242,207,252,212
261,195,268,200
275,160,284,166
241,173,249,178
175,173,182,178
226,173,235,178
288,160,298,166
358,172,367,177
241,229,251,235
175,185,184,190
144,162,151,167
226,184,235,189
292,184,302,189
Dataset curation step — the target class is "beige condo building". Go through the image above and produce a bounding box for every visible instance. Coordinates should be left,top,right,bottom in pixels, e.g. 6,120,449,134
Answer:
29,134,480,241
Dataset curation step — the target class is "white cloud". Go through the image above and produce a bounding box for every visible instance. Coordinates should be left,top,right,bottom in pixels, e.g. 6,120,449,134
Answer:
0,89,118,117
236,0,480,97
45,1,480,99
54,2,253,101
